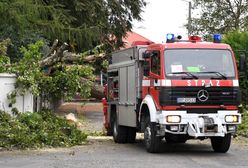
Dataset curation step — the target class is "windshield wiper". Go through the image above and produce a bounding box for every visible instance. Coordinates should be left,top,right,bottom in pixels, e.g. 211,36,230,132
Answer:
168,72,198,79
196,71,227,79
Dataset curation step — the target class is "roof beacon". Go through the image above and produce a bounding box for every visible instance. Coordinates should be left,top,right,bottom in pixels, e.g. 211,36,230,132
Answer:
188,35,201,42
213,34,221,43
166,33,175,43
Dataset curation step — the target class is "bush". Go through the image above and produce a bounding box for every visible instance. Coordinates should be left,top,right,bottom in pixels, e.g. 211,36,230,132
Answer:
0,110,87,149
223,31,248,105
238,106,248,136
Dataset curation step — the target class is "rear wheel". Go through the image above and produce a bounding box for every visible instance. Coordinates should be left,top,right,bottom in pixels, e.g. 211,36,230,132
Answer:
106,114,114,136
144,116,161,153
211,134,231,153
113,112,128,143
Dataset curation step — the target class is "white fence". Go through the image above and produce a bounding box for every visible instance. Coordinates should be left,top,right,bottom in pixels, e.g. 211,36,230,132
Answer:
0,73,33,114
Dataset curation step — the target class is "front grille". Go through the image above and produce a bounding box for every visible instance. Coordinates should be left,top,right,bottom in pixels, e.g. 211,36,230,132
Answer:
160,87,241,106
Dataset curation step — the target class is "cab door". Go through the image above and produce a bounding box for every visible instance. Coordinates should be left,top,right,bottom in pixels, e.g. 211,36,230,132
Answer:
149,50,161,106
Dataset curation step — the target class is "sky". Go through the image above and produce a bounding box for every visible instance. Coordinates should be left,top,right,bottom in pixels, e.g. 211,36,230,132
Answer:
133,0,191,43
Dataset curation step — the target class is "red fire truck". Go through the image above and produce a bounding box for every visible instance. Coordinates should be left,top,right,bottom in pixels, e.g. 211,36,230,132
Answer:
103,34,244,153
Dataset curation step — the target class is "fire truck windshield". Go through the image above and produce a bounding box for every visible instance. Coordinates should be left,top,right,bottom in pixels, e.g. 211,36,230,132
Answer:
164,49,236,79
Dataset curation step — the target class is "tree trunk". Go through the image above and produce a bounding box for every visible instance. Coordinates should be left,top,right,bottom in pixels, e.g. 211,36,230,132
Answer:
90,83,104,100
51,98,64,112
81,78,104,99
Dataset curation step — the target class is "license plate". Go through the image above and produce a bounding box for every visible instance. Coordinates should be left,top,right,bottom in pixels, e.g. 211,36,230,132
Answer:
177,98,196,103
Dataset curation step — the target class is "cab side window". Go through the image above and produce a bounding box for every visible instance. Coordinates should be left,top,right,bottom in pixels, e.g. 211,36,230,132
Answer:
151,51,160,75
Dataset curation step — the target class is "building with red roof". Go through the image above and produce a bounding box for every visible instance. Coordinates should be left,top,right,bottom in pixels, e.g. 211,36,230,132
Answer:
122,31,153,48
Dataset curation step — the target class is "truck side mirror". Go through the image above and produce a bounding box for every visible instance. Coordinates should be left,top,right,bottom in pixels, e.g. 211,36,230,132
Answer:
142,52,150,59
239,54,247,71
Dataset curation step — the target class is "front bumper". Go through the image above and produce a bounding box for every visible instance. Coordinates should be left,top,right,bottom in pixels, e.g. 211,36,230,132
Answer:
157,110,241,137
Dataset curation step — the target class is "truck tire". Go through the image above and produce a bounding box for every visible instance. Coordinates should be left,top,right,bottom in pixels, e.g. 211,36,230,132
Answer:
144,116,161,153
113,112,128,143
127,127,136,143
211,134,231,153
106,114,114,136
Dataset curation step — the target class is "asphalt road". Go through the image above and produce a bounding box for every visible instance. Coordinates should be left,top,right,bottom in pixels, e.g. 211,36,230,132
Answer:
0,137,248,168
0,110,247,168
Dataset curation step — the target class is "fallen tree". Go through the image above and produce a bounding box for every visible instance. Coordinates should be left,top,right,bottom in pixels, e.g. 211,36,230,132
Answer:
39,40,106,68
1,39,106,112
0,110,87,149
82,78,104,100
38,39,106,100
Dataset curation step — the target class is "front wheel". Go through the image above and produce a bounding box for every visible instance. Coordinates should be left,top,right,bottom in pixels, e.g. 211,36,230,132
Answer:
144,116,161,153
211,134,231,153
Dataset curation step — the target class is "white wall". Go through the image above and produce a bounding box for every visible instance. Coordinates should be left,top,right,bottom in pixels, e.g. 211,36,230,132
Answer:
0,73,33,114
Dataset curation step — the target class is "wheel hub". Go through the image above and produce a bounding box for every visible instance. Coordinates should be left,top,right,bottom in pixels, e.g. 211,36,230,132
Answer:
144,126,151,147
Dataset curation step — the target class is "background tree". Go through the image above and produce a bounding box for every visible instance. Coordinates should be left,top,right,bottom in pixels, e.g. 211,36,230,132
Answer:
223,31,248,105
0,0,146,61
190,1,248,107
0,39,11,72
191,0,248,35
0,0,147,110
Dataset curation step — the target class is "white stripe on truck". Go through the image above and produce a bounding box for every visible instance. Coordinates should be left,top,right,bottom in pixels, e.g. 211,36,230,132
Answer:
233,80,239,87
161,80,172,86
142,80,171,87
142,80,150,86
142,80,239,87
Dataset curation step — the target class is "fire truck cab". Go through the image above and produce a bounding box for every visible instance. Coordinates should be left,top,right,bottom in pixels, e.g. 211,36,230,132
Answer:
106,34,242,153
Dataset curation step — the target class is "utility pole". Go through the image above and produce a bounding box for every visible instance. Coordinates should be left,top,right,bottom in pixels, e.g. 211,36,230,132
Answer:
188,1,192,35
181,0,192,36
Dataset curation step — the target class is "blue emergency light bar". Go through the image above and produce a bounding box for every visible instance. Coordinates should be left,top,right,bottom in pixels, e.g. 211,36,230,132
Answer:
166,33,222,43
166,33,175,43
213,34,221,43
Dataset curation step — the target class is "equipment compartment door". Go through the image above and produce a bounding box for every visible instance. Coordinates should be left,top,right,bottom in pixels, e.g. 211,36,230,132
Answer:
118,64,136,127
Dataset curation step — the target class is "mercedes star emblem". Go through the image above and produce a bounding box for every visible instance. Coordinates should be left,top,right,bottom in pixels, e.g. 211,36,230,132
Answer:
197,89,209,102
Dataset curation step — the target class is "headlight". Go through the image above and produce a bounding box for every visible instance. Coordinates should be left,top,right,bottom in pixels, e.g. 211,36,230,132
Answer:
225,115,239,123
166,115,181,123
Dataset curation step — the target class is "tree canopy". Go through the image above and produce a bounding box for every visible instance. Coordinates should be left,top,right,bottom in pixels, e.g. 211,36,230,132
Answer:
0,0,146,110
223,31,248,105
191,0,248,35
0,0,146,60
